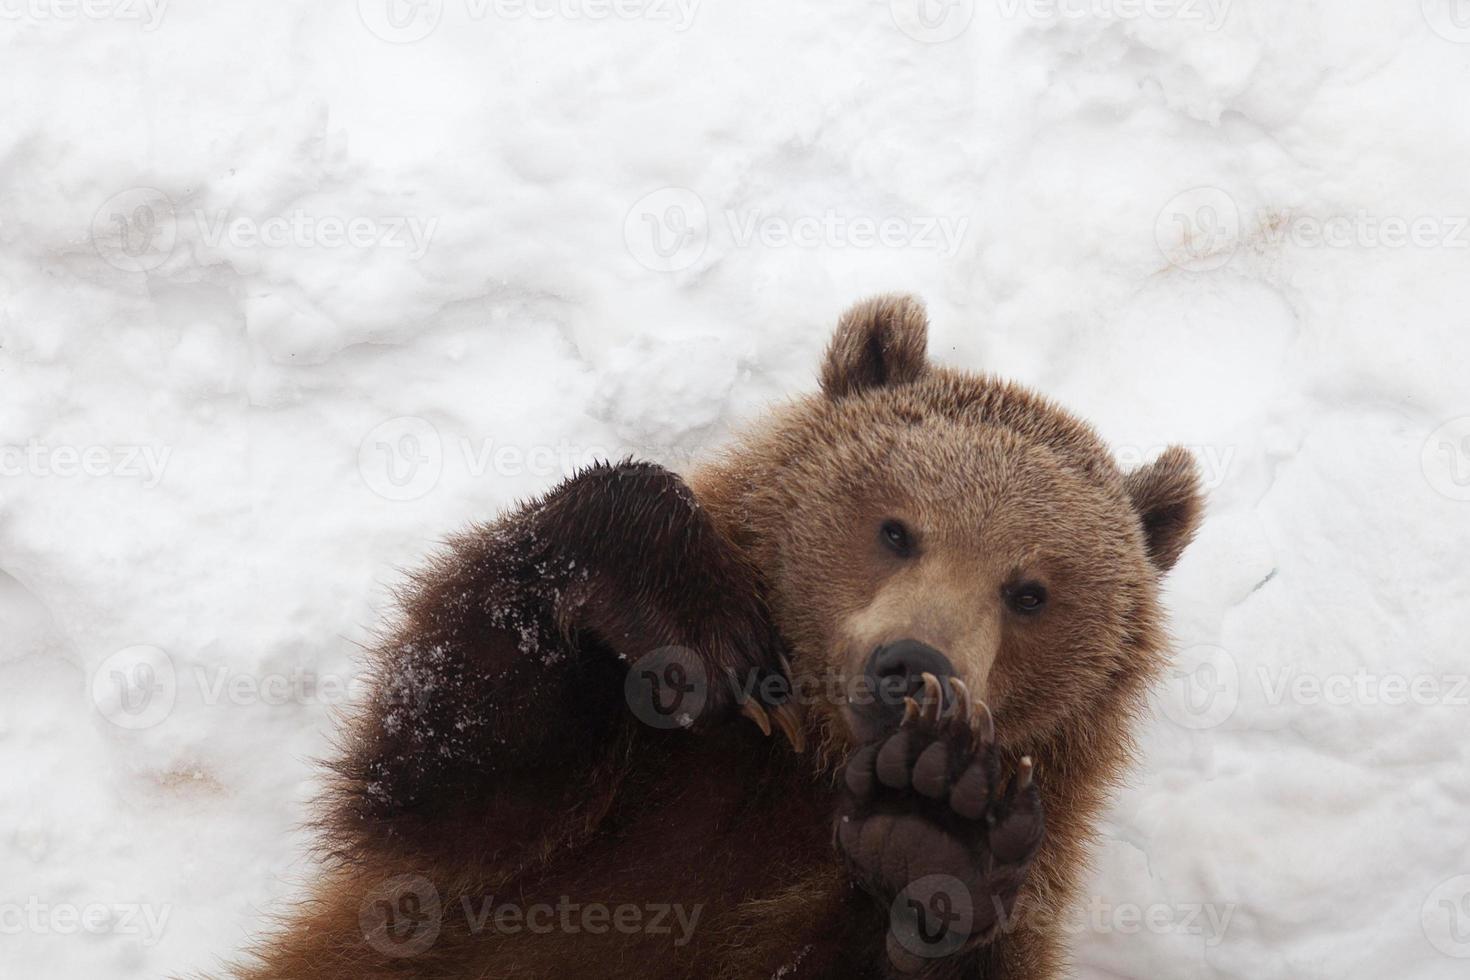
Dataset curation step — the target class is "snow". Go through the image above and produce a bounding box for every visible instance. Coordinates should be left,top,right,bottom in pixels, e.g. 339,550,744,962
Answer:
2,1,1468,977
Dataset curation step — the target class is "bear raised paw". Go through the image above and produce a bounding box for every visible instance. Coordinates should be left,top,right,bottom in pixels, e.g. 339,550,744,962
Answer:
225,294,1203,980
837,675,1045,972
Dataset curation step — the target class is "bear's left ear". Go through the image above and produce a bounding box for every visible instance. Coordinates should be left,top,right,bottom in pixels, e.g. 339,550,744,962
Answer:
819,294,930,400
1124,445,1204,574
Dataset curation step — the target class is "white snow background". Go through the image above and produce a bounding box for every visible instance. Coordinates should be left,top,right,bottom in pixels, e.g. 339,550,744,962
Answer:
2,0,1469,977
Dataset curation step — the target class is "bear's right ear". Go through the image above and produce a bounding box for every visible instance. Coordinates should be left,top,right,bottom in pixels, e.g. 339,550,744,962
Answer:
819,294,930,400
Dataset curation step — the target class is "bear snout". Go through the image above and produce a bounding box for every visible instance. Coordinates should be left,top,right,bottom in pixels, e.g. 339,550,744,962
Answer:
858,640,958,728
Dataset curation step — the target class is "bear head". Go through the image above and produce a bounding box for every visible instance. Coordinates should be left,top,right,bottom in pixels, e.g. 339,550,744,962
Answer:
698,295,1203,766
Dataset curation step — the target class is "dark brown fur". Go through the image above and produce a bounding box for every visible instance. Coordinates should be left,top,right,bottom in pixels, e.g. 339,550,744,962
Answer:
221,295,1202,980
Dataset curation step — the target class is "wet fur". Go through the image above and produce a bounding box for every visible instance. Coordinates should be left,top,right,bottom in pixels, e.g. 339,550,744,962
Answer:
220,295,1202,980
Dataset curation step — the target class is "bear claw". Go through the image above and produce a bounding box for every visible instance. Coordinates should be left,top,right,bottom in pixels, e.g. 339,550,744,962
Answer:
947,677,973,725
769,702,807,753
901,696,921,727
900,675,987,739
739,696,806,752
975,698,996,743
740,699,772,736
918,672,944,724
728,664,807,752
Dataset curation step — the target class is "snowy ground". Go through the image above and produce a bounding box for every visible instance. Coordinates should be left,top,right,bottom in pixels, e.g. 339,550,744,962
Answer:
3,0,1469,977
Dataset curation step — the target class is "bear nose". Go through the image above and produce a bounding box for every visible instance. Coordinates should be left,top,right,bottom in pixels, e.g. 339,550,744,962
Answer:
863,640,957,719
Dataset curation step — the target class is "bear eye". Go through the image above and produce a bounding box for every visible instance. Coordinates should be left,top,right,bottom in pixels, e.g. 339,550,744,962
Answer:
1006,582,1048,615
879,519,915,558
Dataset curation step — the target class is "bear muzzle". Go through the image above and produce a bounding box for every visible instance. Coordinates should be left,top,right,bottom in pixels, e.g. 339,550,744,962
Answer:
854,640,959,732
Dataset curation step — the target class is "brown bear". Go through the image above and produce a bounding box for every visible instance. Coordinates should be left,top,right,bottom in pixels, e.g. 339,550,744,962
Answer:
224,295,1202,980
